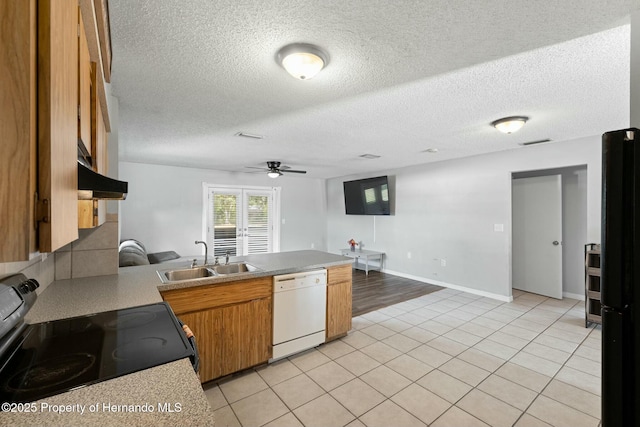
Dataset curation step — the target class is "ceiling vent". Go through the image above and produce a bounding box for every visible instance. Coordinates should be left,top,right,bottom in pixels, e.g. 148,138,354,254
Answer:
519,138,552,146
359,154,381,159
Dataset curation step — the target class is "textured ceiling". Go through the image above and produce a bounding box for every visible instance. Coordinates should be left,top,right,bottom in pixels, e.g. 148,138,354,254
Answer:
109,0,634,179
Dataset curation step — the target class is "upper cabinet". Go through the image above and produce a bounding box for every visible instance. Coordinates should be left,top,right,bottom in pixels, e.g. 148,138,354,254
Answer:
0,0,79,261
37,0,80,253
0,0,38,261
0,0,113,261
78,13,108,229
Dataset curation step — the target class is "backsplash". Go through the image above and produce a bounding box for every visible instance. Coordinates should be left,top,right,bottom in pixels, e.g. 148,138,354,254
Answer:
55,214,119,280
0,214,119,294
0,254,55,295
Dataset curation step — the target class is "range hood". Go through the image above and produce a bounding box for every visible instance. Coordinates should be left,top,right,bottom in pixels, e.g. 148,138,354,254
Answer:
78,162,128,200
77,139,127,200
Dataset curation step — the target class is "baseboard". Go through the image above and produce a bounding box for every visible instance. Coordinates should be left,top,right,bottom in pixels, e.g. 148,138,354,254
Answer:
562,291,585,301
381,268,513,302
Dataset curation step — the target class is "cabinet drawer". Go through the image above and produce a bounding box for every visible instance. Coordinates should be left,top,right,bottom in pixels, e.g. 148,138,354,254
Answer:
161,276,272,315
327,264,352,285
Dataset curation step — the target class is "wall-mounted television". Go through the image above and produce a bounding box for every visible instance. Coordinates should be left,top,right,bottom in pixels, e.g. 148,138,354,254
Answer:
343,176,391,215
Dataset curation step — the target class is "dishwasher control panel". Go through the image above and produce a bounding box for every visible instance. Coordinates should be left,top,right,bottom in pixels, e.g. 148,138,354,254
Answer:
273,269,327,292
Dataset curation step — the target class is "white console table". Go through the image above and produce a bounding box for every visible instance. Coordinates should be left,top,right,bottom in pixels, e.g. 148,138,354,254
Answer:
340,249,385,275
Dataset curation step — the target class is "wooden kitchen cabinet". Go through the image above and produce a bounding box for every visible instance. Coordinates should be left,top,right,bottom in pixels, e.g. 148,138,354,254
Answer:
78,9,94,230
0,0,38,261
161,277,273,383
0,0,79,261
177,308,223,383
78,60,109,229
326,264,353,341
220,298,272,377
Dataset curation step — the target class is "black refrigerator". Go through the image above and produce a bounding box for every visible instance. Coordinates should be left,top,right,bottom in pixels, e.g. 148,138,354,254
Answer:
601,127,640,426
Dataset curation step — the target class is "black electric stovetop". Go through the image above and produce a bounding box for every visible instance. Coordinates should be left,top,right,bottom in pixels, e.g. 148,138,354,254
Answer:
0,302,194,403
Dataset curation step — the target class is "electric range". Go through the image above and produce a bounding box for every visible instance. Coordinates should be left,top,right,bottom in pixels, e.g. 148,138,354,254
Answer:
0,274,195,403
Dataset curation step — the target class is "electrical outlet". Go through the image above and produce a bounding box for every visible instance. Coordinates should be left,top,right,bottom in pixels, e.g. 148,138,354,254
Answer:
311,243,315,249
440,259,446,267
407,252,412,259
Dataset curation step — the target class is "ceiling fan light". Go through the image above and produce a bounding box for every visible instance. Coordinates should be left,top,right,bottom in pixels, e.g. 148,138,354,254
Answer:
267,171,280,178
277,43,328,80
491,116,529,134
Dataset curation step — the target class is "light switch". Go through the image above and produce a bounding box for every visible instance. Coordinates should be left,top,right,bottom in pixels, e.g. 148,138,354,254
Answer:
494,224,504,232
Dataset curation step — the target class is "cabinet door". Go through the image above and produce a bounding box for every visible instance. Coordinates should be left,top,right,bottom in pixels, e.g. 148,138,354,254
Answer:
326,281,352,341
37,0,79,252
0,0,37,261
220,298,272,376
178,309,223,383
77,7,94,229
93,96,108,226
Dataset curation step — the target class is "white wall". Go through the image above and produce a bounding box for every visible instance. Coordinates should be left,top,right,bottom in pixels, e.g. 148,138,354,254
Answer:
326,135,602,300
119,162,326,256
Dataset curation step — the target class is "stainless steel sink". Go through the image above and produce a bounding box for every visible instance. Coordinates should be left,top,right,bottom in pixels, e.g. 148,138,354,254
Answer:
159,267,216,283
158,262,261,283
211,262,260,275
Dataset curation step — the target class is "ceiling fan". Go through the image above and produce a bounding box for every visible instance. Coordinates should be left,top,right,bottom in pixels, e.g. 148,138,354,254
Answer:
246,161,307,178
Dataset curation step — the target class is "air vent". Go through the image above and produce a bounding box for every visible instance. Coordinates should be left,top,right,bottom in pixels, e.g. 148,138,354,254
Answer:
421,148,439,153
359,154,381,159
235,132,264,139
519,139,551,146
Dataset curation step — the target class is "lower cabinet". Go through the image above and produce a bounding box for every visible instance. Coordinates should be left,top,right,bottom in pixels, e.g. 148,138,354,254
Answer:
220,298,272,377
161,277,272,383
326,265,353,341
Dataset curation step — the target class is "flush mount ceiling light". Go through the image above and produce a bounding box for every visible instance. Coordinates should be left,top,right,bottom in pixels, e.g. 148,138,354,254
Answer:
491,116,529,134
277,43,328,80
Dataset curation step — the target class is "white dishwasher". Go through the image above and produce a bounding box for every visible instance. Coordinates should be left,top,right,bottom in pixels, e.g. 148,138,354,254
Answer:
272,269,327,361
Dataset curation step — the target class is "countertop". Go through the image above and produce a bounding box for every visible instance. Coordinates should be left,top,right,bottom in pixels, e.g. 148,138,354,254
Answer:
4,250,352,426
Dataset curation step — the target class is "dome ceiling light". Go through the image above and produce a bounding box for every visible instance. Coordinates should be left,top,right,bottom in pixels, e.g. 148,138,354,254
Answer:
277,43,328,80
491,116,529,134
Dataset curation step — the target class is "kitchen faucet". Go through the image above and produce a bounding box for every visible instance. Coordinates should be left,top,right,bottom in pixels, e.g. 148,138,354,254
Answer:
194,241,208,266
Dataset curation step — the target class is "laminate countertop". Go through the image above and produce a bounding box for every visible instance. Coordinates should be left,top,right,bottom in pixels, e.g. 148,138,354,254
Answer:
3,250,352,427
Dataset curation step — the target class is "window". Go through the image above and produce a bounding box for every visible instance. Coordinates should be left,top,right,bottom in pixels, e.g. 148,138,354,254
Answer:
204,185,280,256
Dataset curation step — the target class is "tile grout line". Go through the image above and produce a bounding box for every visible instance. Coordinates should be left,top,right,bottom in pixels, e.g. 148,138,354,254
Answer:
210,288,599,427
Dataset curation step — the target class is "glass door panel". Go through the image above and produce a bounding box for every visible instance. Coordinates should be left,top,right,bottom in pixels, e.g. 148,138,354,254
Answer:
208,189,242,257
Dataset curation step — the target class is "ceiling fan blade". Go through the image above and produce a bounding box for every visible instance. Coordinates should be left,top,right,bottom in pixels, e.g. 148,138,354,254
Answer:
245,166,269,171
280,169,307,174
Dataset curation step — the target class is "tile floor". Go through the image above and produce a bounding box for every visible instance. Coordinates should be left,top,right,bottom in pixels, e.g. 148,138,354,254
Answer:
203,288,601,427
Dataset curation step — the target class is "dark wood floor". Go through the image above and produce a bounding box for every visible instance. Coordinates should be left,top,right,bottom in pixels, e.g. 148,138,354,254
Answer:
351,269,443,317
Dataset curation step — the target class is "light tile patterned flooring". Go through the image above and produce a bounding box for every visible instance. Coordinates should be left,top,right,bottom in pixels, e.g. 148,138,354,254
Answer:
203,288,601,427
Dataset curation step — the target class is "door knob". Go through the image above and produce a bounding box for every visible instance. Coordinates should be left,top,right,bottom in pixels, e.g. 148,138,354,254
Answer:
552,241,560,246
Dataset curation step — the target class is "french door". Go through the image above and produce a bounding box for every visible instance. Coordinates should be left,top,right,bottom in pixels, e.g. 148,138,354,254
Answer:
205,186,280,257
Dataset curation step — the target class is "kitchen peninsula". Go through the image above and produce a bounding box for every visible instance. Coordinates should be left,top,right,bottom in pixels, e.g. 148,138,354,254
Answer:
4,250,353,427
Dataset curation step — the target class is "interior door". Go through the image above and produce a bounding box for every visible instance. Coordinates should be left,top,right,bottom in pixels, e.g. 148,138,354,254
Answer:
512,174,563,299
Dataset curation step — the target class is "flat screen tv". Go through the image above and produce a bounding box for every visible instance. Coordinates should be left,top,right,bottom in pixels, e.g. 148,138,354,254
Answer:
343,176,390,215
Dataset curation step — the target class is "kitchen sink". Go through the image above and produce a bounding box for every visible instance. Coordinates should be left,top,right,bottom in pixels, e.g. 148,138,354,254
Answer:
159,267,216,283
158,262,261,283
210,262,260,275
